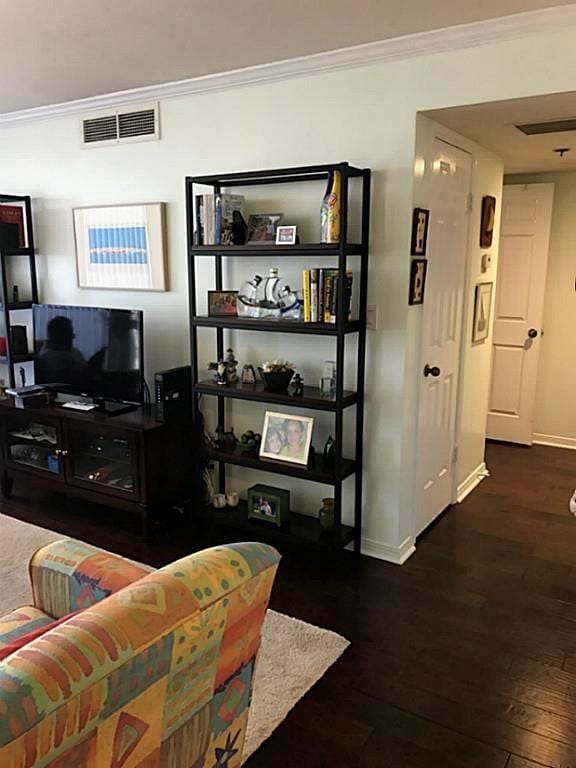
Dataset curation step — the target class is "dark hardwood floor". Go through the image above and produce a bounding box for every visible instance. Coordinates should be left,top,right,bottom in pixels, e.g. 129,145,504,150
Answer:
3,441,576,766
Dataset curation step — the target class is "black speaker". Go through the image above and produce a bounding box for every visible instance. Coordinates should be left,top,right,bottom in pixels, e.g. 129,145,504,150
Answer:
155,365,192,423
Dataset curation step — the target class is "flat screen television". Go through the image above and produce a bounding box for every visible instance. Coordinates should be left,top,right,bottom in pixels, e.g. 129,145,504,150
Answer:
33,304,144,404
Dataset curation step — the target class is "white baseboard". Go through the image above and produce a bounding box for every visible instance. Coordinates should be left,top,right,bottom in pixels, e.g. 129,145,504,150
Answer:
533,433,576,450
360,535,416,565
456,461,488,503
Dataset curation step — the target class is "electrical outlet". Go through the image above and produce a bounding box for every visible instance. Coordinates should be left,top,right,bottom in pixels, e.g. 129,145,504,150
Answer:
367,305,378,330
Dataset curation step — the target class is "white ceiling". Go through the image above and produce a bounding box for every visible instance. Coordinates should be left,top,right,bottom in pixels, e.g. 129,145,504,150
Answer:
1,0,575,114
425,92,576,173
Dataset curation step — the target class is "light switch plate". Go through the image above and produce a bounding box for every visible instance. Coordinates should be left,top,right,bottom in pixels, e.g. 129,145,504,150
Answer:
367,305,378,330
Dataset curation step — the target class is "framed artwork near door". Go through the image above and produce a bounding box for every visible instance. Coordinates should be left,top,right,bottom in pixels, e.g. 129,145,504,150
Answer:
480,195,496,248
410,208,430,255
472,282,493,343
408,258,428,305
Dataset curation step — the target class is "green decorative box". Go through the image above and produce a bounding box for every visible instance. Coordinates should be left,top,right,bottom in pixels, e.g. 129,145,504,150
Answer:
247,484,290,527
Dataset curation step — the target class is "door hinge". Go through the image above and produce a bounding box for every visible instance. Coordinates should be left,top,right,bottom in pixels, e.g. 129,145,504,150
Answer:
466,193,473,213
452,445,459,464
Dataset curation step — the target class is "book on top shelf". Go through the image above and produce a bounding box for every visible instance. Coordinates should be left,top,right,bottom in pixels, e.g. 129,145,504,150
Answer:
0,204,25,248
194,193,245,245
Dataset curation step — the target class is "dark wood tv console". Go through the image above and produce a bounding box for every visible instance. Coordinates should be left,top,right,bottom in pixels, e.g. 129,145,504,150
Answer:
0,398,194,540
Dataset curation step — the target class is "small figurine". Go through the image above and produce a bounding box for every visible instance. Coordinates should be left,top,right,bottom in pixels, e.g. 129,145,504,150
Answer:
221,427,237,449
225,348,238,383
241,364,256,385
292,373,304,397
323,436,336,470
208,360,228,386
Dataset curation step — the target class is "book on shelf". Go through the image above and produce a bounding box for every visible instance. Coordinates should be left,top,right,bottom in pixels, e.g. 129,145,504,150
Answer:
301,267,353,324
194,193,245,245
0,204,25,248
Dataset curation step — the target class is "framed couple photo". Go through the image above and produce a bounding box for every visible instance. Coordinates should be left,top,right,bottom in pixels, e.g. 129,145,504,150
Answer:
259,411,314,466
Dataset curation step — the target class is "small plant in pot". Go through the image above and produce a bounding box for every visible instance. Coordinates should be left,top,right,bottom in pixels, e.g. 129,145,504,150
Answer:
258,360,295,393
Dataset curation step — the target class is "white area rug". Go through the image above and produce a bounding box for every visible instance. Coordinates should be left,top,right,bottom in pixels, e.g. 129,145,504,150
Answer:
0,513,349,763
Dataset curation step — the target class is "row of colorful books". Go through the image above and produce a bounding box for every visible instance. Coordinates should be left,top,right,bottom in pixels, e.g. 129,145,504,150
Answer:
301,268,353,323
194,194,245,246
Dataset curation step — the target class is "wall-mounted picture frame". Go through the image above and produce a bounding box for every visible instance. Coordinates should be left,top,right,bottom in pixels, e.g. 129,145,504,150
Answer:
73,203,167,291
246,213,283,244
208,290,238,317
259,411,314,466
247,483,290,527
410,207,430,256
472,281,493,343
480,196,496,248
408,258,428,306
275,225,297,245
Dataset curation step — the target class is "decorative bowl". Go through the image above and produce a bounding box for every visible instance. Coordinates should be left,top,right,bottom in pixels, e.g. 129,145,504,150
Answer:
258,367,294,393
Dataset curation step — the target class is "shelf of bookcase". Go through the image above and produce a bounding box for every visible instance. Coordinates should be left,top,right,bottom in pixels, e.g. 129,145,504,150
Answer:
186,163,366,188
1,302,34,311
1,248,34,257
194,379,357,412
191,315,360,335
200,444,356,484
202,500,356,551
0,353,34,364
189,243,364,257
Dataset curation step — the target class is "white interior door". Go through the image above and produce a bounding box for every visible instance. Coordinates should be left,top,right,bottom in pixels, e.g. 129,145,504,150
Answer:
487,183,554,445
415,139,472,536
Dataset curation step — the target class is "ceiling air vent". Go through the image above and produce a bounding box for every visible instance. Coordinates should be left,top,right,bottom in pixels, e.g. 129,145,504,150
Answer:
516,118,576,135
80,103,160,148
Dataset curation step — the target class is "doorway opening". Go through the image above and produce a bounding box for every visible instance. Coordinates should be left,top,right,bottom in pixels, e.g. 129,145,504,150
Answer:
413,91,576,539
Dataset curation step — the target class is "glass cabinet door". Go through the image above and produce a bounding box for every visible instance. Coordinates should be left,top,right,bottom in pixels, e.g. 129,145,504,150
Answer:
65,427,138,497
5,419,62,477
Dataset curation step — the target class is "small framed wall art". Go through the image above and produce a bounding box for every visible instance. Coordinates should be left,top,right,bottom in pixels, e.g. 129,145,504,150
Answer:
408,258,428,306
73,203,167,291
410,207,430,256
480,196,496,248
472,282,493,343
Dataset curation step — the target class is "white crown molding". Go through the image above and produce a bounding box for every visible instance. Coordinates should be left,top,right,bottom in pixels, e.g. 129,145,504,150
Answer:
2,4,576,127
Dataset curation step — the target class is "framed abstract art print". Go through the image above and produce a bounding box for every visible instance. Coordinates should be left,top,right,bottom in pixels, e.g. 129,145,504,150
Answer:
73,203,167,291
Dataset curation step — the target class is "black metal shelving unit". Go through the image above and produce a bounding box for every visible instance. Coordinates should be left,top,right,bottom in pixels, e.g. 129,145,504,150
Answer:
0,194,38,387
185,163,371,553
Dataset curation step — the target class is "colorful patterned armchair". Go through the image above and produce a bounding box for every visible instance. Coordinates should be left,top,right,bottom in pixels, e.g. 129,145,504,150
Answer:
0,538,280,767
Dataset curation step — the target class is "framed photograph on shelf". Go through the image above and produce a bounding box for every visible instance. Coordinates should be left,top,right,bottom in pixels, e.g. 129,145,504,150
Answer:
408,258,428,306
259,411,314,466
480,196,496,248
73,203,167,291
247,483,290,527
208,290,238,317
410,207,430,256
246,213,283,244
472,282,493,343
275,225,297,245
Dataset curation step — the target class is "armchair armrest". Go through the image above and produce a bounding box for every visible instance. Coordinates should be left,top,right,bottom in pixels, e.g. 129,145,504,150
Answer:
29,538,151,619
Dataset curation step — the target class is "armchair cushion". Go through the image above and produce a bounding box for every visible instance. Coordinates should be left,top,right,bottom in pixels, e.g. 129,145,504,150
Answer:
0,607,54,654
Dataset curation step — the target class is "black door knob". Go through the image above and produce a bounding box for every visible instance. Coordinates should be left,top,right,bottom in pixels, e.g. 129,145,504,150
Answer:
528,328,538,338
424,364,441,377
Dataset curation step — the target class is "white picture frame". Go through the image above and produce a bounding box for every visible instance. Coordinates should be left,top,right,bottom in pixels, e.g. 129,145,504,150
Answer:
275,225,297,245
472,281,493,343
259,411,314,466
73,203,167,291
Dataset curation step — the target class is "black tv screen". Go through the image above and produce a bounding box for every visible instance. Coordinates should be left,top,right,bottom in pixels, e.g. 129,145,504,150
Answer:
33,304,144,404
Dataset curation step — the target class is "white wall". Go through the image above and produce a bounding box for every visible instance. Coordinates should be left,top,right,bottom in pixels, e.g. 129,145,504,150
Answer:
3,25,576,560
413,116,504,504
505,171,576,447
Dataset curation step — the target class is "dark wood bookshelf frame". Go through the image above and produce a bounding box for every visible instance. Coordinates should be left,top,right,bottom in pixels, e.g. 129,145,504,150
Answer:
0,194,38,388
185,162,371,554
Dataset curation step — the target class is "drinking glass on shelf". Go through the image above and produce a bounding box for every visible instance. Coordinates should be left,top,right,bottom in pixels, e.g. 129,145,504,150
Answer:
320,361,336,398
